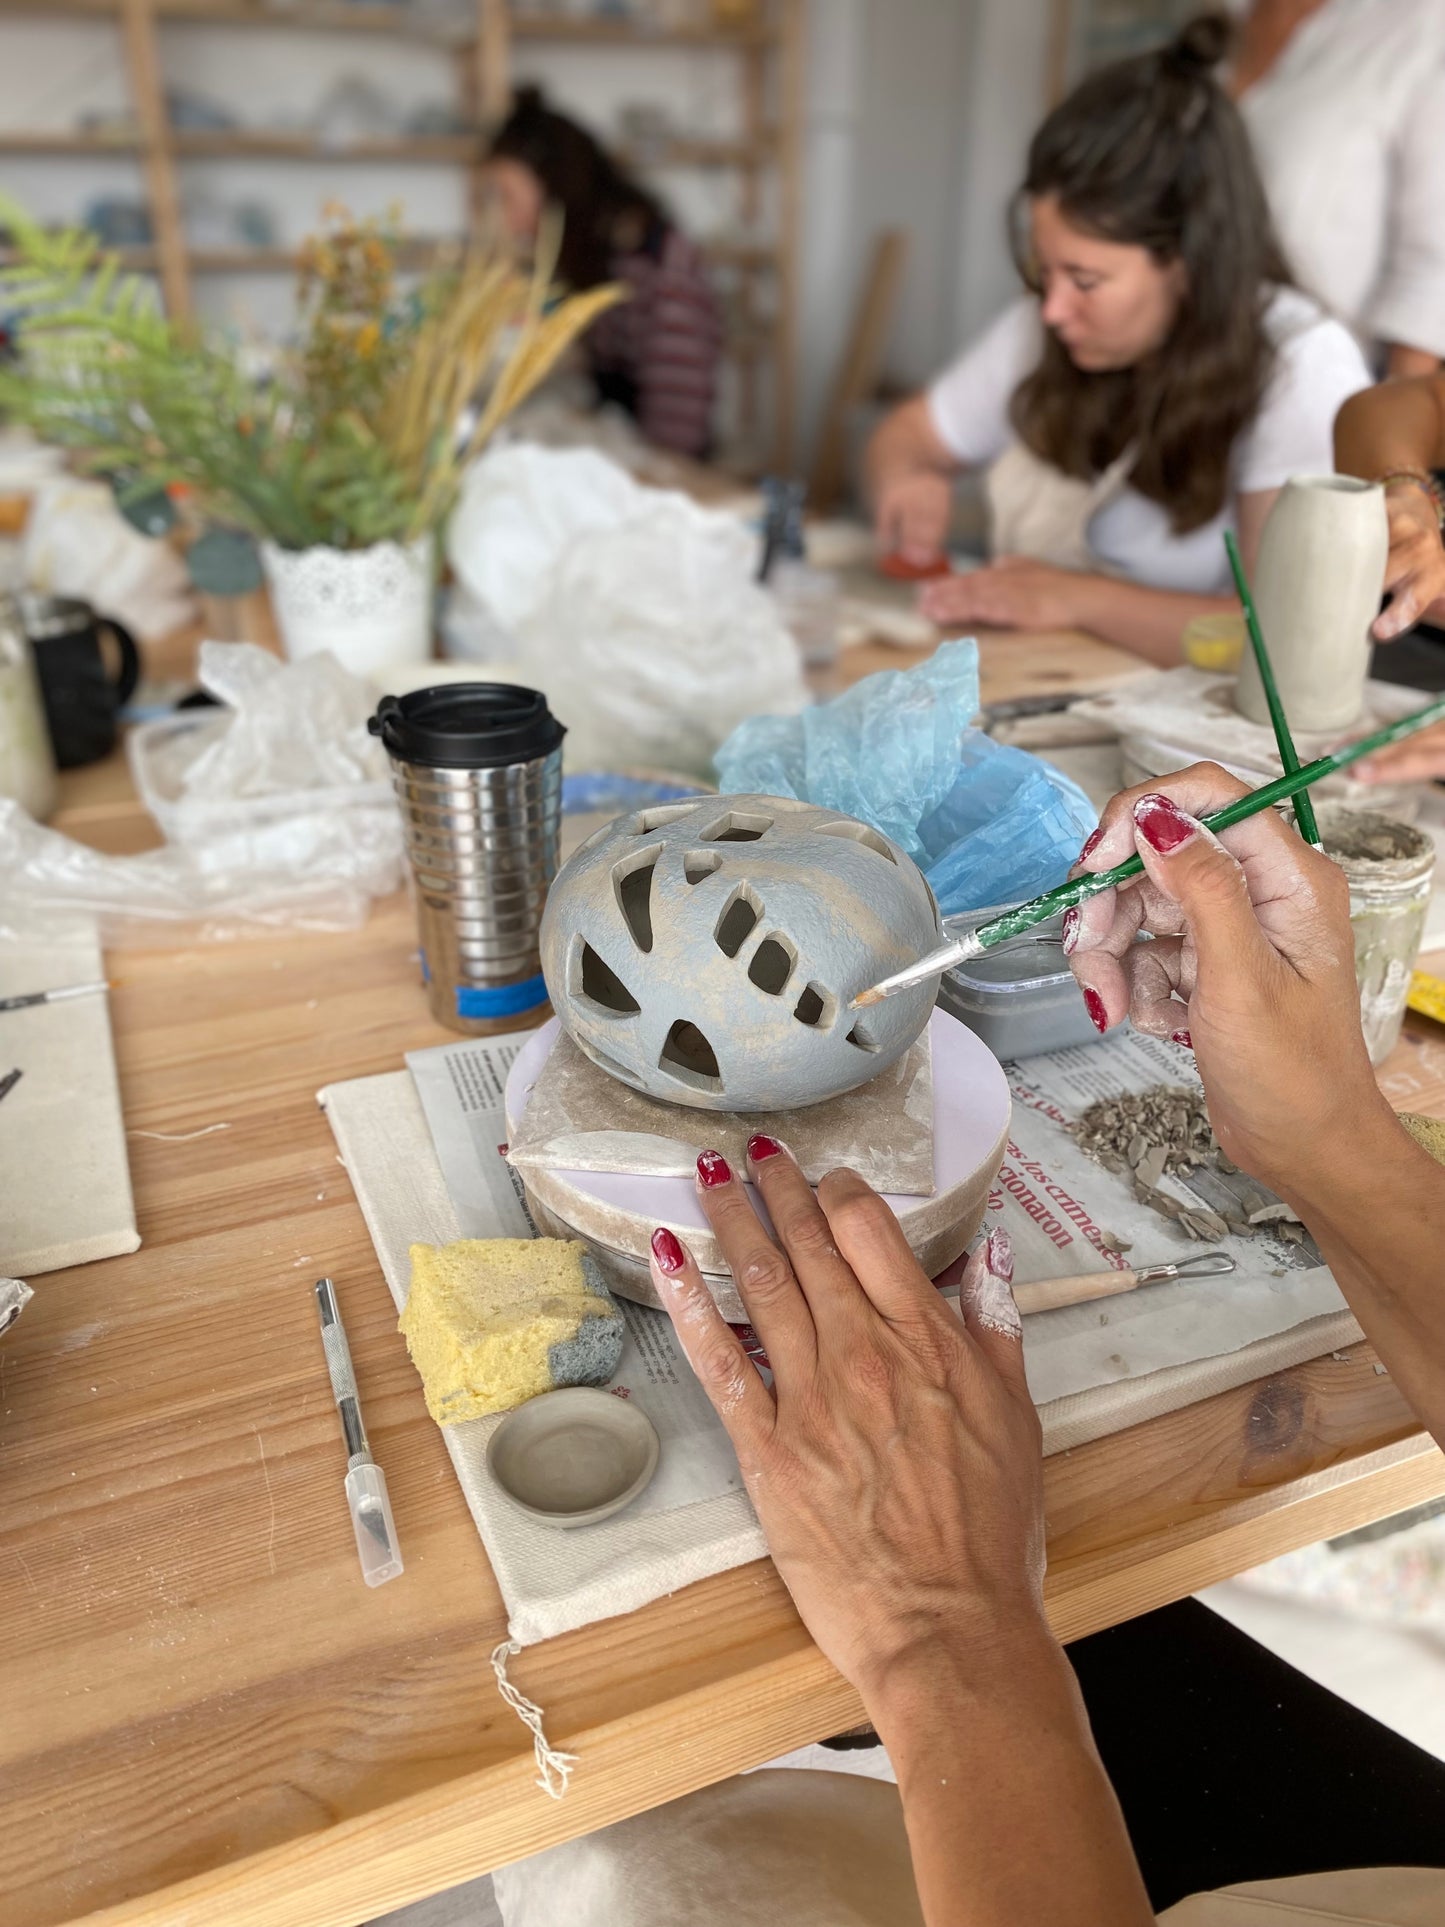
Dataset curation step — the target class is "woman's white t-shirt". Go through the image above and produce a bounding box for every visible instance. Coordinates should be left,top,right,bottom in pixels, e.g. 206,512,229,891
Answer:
1225,0,1445,360
925,287,1370,595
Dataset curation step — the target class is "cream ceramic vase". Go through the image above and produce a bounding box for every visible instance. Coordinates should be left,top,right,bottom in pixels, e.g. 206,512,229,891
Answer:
261,533,434,678
1234,475,1388,734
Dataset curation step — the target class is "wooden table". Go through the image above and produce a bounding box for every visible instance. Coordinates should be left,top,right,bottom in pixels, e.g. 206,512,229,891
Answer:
5,630,1445,1927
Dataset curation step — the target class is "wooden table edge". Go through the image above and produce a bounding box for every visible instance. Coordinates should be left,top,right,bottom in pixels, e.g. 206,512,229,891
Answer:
63,1422,1445,1927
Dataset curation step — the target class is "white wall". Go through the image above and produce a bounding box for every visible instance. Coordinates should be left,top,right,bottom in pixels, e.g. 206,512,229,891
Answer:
0,2,1056,469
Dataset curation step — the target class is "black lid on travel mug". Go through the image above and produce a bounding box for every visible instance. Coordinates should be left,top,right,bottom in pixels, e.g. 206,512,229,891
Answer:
368,684,566,770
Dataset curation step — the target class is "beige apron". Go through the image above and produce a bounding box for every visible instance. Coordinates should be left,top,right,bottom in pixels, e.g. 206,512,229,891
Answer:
985,437,1135,569
485,1773,1445,1927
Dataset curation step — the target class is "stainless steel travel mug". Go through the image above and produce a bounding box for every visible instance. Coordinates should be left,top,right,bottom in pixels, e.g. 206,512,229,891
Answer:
369,684,565,1035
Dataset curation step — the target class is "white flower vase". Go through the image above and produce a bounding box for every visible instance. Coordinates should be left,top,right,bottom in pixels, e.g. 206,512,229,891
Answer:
1234,476,1388,734
261,533,434,678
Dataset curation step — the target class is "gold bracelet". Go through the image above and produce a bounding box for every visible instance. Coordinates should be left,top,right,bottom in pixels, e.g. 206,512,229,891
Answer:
1378,467,1445,528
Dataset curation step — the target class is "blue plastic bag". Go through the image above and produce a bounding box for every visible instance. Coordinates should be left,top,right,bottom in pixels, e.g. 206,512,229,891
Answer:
714,639,1097,915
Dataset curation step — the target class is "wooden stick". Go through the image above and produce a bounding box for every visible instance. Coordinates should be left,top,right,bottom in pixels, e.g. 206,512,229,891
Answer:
1014,1270,1151,1315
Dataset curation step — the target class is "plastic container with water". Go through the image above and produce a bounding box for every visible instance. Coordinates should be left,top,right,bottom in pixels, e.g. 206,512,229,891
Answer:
937,904,1105,1062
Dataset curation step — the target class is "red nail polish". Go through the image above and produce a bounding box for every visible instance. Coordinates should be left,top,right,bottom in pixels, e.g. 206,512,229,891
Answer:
1171,1029,1193,1049
1061,906,1080,954
1134,793,1197,855
1080,825,1105,862
747,1133,783,1163
1083,987,1108,1033
651,1227,686,1273
697,1148,731,1188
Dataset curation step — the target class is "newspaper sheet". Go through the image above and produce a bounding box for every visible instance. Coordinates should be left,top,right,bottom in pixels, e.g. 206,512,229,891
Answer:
998,1028,1346,1406
407,1024,1350,1430
405,1035,744,1519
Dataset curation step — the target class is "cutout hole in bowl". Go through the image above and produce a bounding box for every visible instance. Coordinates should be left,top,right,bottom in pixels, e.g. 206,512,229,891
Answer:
659,1019,723,1092
577,941,640,1015
846,1018,881,1052
813,819,897,864
793,982,833,1027
699,809,774,844
748,935,796,996
684,850,723,885
613,849,659,953
715,884,762,958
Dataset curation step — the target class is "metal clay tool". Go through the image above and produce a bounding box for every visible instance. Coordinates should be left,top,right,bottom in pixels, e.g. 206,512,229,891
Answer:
0,1068,21,1103
854,688,1445,1008
315,1276,403,1588
1013,1250,1235,1316
1224,530,1321,849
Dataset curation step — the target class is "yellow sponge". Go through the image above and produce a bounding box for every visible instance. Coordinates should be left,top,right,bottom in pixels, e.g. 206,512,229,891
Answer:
399,1237,626,1424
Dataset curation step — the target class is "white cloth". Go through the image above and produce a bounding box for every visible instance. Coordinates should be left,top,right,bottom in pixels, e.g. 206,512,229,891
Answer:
319,1067,767,1649
486,1772,1445,1927
925,289,1369,593
1229,0,1445,361
321,1063,1363,1644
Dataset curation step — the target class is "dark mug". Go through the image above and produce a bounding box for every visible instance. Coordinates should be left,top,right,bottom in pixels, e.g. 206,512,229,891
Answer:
22,594,141,769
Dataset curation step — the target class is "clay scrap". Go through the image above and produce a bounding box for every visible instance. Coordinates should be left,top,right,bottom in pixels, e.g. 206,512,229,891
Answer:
1070,1085,1307,1244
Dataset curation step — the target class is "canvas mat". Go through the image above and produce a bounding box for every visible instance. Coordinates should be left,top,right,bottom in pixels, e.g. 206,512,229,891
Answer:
0,927,139,1276
320,1067,1359,1647
506,1027,935,1195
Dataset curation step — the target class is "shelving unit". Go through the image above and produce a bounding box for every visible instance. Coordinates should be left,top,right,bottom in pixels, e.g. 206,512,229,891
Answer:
0,0,802,463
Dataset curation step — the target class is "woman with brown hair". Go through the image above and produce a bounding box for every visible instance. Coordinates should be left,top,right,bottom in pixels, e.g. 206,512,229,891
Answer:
866,15,1369,664
486,86,722,460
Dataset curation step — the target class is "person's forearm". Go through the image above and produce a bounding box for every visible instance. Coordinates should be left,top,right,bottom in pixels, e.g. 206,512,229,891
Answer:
865,400,950,506
1336,375,1445,480
1277,1105,1445,1448
865,1629,1153,1927
1068,574,1232,665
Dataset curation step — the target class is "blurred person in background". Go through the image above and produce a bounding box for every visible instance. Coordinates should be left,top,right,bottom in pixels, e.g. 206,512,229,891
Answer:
487,86,723,460
866,18,1367,663
1224,0,1445,379
1336,372,1445,781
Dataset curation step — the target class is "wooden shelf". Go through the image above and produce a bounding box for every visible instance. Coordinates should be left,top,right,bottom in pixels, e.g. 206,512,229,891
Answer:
154,0,469,39
0,128,141,153
172,129,479,161
186,236,450,269
621,135,772,169
0,0,119,15
510,13,775,47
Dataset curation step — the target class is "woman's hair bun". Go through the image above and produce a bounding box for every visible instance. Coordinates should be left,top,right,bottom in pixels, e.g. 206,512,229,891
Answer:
1163,11,1232,77
510,82,548,116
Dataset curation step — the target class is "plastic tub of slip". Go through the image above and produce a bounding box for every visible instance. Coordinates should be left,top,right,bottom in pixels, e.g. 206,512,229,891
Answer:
937,905,1107,1062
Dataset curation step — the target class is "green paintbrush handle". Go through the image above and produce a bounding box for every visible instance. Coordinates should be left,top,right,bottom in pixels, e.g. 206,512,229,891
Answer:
1223,529,1321,848
972,688,1445,954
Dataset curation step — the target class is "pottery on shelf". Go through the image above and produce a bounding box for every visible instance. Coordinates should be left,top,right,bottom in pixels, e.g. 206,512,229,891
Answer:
538,792,941,1113
260,533,434,678
1234,474,1388,734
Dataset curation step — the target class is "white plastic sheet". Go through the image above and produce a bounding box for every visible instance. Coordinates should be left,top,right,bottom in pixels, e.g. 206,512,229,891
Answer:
444,443,807,777
0,643,402,945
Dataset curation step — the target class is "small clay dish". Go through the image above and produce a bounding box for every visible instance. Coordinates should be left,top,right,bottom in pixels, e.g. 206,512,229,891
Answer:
486,1388,660,1529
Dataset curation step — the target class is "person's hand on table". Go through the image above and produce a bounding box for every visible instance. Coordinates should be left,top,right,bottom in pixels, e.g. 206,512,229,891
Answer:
649,1144,1044,1694
1373,481,1445,642
649,1144,1156,1927
1061,763,1390,1200
874,471,953,571
918,555,1083,633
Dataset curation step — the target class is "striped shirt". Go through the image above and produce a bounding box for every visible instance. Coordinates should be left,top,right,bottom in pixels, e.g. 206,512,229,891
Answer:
587,222,723,459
